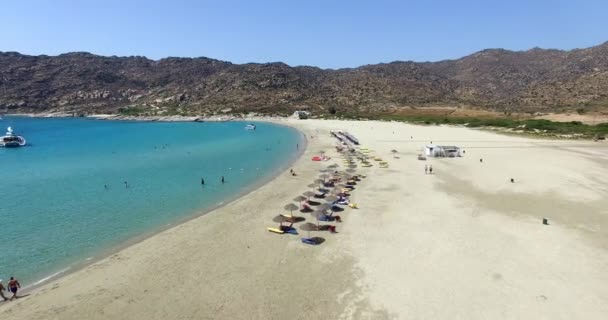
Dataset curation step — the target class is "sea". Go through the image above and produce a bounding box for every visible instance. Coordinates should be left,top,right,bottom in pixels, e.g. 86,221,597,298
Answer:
0,117,302,286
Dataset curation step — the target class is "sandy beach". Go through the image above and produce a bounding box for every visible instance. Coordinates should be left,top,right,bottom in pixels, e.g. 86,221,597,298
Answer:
1,119,607,319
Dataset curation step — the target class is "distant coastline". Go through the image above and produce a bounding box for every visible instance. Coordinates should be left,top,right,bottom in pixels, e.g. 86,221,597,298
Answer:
4,112,282,122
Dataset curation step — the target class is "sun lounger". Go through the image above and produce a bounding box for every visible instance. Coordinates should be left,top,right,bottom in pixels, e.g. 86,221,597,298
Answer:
301,238,319,245
282,226,298,235
267,227,285,234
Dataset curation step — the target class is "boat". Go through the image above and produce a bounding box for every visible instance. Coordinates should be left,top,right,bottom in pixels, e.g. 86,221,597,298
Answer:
245,124,256,130
0,127,27,147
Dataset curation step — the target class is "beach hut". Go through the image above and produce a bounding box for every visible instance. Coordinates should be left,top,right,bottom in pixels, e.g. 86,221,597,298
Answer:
424,145,462,158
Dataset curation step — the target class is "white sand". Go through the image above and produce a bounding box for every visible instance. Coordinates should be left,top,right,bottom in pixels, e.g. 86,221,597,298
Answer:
1,119,607,319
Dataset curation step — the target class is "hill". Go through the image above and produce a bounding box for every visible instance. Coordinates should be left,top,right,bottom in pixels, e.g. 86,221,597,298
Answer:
1,42,608,116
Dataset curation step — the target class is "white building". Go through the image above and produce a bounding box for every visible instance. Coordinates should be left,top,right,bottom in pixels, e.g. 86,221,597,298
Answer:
424,145,461,158
292,110,310,119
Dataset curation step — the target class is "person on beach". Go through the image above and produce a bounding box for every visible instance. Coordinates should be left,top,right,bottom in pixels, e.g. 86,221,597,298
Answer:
7,277,20,301
0,280,8,301
424,165,428,174
480,158,483,163
429,165,433,174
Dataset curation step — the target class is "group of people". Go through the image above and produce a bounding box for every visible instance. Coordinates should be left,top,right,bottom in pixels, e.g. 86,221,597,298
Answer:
200,176,225,185
0,277,20,301
424,165,434,174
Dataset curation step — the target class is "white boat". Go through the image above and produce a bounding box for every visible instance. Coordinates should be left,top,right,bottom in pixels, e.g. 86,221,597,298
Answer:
245,124,256,130
0,127,27,147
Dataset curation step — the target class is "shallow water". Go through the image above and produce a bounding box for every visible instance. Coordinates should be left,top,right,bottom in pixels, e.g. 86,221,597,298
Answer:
0,117,301,285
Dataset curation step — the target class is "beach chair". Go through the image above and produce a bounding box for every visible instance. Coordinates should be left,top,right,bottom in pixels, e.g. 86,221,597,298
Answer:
267,227,285,234
301,238,319,245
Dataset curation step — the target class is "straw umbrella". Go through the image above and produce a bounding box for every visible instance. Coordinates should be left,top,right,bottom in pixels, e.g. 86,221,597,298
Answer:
307,182,319,192
294,195,307,205
303,190,316,202
273,214,304,224
300,222,319,238
319,173,330,184
284,203,299,217
311,209,327,228
313,178,329,193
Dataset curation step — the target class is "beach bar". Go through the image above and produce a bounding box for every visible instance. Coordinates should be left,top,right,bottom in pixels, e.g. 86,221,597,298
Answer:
424,144,462,158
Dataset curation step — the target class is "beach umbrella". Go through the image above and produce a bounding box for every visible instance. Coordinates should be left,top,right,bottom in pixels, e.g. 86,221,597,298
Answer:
346,168,357,173
317,203,332,213
303,190,316,201
300,222,319,232
294,195,307,201
311,210,326,228
273,214,291,225
300,222,319,239
327,164,339,169
293,195,307,204
319,173,330,183
284,203,299,216
307,183,318,192
273,214,304,224
313,178,328,192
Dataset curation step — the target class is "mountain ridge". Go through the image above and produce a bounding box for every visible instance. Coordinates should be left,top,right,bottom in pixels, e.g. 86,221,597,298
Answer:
1,42,608,116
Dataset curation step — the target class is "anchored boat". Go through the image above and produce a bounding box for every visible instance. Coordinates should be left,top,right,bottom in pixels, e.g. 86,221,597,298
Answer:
0,127,27,147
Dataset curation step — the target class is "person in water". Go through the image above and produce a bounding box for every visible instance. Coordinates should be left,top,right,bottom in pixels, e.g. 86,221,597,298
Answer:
201,177,205,185
7,277,20,300
221,176,225,184
0,280,8,301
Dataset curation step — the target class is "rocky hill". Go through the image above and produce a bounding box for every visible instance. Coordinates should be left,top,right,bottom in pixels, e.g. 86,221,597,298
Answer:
1,42,608,116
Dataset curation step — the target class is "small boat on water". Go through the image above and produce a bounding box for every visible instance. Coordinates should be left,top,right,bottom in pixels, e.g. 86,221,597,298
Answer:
0,127,27,147
245,124,256,130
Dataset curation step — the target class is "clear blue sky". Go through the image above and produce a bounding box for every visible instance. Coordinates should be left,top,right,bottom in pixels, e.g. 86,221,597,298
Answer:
1,0,606,69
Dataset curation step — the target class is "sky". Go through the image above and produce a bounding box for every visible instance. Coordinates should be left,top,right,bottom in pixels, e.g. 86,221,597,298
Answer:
1,0,607,69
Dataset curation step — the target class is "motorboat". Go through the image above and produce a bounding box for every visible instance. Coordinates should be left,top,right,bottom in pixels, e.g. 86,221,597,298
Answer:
245,124,256,130
0,127,26,147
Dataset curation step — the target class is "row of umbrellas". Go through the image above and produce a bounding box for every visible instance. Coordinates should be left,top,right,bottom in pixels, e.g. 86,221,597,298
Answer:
272,161,362,241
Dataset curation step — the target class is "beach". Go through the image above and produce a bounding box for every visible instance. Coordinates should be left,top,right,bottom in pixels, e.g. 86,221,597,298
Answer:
1,119,607,319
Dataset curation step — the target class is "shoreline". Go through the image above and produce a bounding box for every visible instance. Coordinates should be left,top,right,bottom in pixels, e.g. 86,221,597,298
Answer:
4,112,288,122
5,112,605,141
2,119,607,319
15,120,307,294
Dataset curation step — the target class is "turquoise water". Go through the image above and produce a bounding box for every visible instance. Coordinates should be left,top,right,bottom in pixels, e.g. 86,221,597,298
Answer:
0,117,301,285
